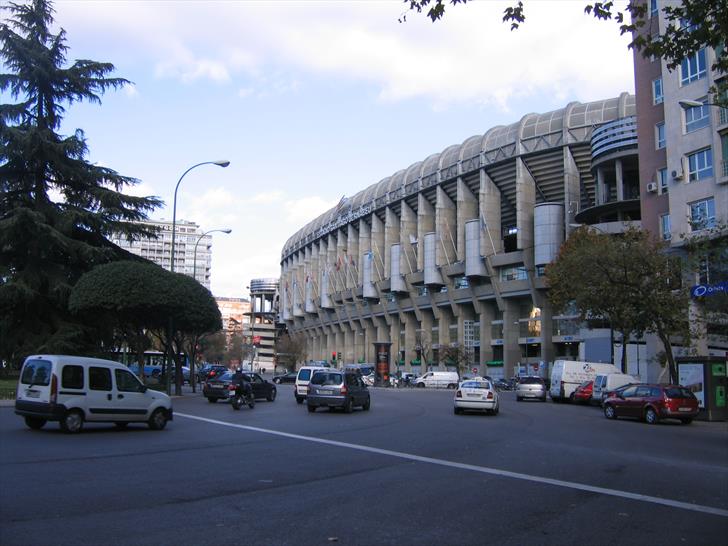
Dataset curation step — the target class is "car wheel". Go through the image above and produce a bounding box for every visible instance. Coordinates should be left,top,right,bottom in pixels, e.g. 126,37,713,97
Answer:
24,416,46,430
453,407,462,415
604,404,617,420
516,396,522,402
416,383,425,388
344,398,353,414
541,395,547,402
60,410,84,434
492,404,499,416
363,397,371,411
644,407,659,425
267,389,276,402
207,397,217,403
680,418,693,425
447,383,457,389
114,422,129,430
273,378,280,384
148,408,168,430
307,404,316,413
569,393,575,402
296,396,304,404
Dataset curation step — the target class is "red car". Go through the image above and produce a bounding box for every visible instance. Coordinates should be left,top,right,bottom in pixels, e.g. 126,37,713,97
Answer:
571,380,593,404
603,384,699,425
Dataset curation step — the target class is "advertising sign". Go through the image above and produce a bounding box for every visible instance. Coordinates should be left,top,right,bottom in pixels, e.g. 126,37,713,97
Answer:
679,363,705,409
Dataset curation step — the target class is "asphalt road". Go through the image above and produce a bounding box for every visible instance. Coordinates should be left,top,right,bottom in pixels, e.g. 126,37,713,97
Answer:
1,386,727,546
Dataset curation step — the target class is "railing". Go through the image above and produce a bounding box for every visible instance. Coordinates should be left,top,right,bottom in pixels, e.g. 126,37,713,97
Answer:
591,116,638,159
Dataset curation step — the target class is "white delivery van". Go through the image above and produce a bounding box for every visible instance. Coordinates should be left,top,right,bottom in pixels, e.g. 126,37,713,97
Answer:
549,360,620,402
15,355,173,433
294,364,328,404
414,371,460,389
592,373,636,403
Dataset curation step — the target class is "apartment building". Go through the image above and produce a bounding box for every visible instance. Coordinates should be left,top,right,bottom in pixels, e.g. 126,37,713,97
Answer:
112,219,218,290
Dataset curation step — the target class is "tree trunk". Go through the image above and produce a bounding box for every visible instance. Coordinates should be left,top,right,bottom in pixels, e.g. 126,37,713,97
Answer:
657,330,678,384
619,329,628,374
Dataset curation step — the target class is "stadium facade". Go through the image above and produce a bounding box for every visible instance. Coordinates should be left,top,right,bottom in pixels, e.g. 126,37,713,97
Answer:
279,93,650,380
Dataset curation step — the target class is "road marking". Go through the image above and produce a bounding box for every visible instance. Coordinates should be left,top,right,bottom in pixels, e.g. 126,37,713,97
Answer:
177,412,728,518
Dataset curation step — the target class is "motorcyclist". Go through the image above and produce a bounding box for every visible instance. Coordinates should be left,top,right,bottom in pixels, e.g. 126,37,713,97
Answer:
232,368,253,399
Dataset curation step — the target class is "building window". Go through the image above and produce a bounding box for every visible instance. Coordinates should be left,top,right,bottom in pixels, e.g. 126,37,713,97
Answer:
655,122,666,149
650,0,658,17
652,78,663,104
690,198,715,230
687,148,713,181
658,168,668,193
660,214,671,241
685,100,710,133
680,49,707,85
500,265,527,282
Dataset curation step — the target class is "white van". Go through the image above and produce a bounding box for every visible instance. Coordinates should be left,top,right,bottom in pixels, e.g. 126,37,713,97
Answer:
294,365,328,404
414,371,459,389
592,373,636,403
549,360,620,402
15,355,173,433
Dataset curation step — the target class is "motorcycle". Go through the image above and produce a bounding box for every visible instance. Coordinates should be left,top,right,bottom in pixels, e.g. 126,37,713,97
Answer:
231,382,255,410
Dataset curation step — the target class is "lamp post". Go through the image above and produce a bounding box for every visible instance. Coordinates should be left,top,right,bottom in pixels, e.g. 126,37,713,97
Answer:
192,228,232,284
167,160,230,396
188,228,231,393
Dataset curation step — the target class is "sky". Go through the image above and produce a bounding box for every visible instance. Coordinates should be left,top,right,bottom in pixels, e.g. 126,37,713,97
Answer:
41,0,634,298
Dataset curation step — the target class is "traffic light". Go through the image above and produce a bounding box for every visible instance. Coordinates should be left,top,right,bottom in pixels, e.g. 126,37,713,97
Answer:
331,351,337,363
337,352,342,363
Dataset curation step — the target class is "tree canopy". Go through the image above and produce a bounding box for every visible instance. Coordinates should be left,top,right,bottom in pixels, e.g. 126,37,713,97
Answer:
69,260,222,392
546,227,693,383
0,0,162,367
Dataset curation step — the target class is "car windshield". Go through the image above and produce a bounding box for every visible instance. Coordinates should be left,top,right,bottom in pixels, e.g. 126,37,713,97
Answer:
311,372,342,386
20,359,52,386
519,377,544,385
665,387,696,399
215,372,233,382
461,381,489,389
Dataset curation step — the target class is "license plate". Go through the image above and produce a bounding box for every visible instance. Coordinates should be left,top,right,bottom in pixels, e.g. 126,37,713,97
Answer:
320,389,334,395
678,407,692,412
26,390,40,398
467,393,481,398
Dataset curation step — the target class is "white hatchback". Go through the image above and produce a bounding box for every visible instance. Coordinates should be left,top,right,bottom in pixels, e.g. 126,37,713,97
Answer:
454,379,499,415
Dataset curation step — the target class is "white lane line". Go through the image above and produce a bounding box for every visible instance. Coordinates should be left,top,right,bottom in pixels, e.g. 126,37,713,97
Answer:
177,412,728,518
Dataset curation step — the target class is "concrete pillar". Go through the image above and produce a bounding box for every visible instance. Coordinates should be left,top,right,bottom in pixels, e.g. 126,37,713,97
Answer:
478,303,496,365
405,314,417,371
358,219,371,285
502,299,521,379
515,157,535,253
479,170,502,256
400,201,418,274
435,187,456,267
384,207,400,277
615,159,624,201
456,178,478,262
347,223,359,289
563,147,581,229
336,229,347,292
371,214,385,281
417,194,435,271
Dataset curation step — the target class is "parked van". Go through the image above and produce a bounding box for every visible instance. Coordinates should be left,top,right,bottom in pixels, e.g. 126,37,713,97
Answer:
15,355,173,433
414,371,459,389
592,373,636,403
549,360,620,402
294,364,328,404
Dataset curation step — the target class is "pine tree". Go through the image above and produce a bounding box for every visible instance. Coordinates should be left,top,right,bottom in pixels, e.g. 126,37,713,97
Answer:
0,0,162,367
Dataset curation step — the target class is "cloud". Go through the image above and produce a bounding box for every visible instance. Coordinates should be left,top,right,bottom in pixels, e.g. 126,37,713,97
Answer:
250,190,285,204
282,196,339,225
56,1,633,107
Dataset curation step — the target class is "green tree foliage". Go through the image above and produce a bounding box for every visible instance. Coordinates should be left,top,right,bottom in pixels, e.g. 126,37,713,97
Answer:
402,0,727,106
199,331,226,364
69,261,222,393
546,227,692,383
0,0,162,367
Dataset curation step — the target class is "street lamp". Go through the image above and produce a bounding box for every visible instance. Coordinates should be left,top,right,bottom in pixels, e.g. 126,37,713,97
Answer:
192,228,232,284
170,160,230,274
678,99,718,109
167,160,229,396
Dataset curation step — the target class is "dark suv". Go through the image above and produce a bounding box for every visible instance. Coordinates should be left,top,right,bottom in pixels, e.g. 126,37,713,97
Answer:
307,370,371,413
603,384,699,424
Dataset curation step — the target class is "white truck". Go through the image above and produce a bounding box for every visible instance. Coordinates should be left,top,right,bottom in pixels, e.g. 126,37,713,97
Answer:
549,360,620,402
